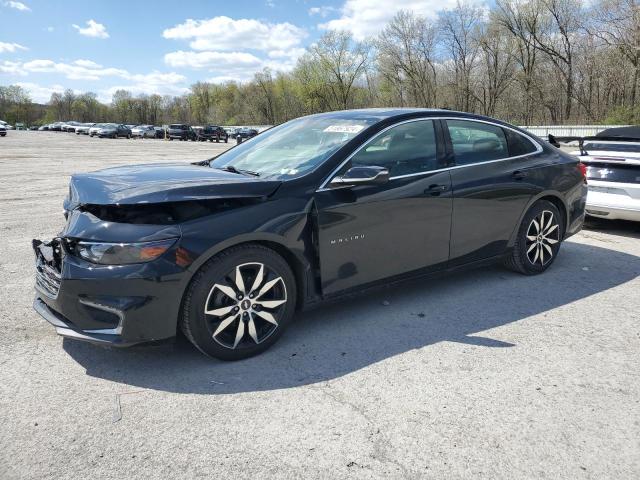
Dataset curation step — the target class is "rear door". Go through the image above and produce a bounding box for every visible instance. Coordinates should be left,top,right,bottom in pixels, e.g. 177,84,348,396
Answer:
444,119,542,265
315,119,452,294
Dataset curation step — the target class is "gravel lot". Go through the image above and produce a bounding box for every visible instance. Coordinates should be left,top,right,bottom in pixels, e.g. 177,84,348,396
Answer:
1,131,639,479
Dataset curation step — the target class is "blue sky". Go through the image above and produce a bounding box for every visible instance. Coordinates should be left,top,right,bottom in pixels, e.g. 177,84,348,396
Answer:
0,0,458,103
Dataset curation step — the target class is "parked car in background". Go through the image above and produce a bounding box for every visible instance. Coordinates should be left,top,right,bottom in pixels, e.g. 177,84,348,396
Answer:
97,123,132,139
75,123,95,135
131,125,156,139
0,124,6,136
32,108,587,360
49,122,64,132
236,128,259,139
38,125,49,131
89,123,107,137
62,122,81,132
563,126,640,222
196,125,229,142
167,124,197,141
29,125,40,131
154,126,165,139
15,123,25,130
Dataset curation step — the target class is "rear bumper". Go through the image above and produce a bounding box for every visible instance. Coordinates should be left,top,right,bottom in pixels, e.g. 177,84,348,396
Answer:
586,180,640,222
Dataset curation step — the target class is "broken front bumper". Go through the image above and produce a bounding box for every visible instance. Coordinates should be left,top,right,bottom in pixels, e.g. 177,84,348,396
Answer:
32,237,186,347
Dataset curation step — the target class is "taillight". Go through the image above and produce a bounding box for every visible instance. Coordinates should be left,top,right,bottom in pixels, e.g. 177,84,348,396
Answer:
578,162,587,183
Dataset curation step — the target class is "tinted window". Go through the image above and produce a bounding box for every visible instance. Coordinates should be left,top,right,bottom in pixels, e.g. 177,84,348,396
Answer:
447,120,508,165
504,129,537,156
349,120,438,177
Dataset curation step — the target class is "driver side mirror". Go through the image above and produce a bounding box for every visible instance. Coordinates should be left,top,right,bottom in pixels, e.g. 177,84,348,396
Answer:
330,165,390,187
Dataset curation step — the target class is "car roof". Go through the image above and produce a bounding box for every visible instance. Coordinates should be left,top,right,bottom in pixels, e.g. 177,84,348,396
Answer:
302,108,512,124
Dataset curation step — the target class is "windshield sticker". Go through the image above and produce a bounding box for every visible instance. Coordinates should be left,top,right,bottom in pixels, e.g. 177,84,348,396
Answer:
323,125,365,134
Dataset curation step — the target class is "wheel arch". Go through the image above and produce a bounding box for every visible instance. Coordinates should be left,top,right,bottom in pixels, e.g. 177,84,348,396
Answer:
508,191,569,247
179,234,312,321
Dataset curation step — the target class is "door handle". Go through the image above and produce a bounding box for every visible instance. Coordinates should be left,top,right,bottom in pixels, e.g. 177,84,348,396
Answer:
425,184,448,196
512,170,528,179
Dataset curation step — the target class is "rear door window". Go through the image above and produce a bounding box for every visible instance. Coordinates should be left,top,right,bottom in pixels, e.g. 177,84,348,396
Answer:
446,120,509,165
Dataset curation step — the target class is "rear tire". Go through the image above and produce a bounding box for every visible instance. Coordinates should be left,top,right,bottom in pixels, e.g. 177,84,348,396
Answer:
503,200,563,275
181,245,297,360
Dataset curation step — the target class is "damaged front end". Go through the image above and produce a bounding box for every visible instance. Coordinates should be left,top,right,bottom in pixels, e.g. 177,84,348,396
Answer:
32,162,284,346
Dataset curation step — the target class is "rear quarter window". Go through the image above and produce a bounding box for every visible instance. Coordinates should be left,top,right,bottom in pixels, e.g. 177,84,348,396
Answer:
504,129,538,156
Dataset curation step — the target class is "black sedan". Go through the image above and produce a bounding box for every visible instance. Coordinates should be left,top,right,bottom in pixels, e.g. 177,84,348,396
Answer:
32,109,587,360
236,127,258,139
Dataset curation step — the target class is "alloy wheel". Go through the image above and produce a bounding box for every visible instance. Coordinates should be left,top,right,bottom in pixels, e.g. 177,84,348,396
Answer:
204,262,287,349
525,210,559,266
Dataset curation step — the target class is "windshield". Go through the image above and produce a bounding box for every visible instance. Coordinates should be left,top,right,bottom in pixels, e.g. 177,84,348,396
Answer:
210,115,377,179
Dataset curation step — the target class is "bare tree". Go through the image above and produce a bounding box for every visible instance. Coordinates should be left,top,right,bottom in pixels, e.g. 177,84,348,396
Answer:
439,1,484,112
377,10,439,107
494,0,542,123
475,19,517,116
529,0,583,120
587,0,640,106
304,30,371,110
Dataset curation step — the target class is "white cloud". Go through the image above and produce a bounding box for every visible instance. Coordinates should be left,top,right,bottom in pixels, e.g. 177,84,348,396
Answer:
14,82,66,103
164,50,262,70
1,58,188,96
98,83,189,103
163,16,307,52
308,6,337,18
0,41,27,53
320,0,458,40
18,59,126,80
72,19,109,39
11,75,188,104
0,60,25,75
73,59,103,68
46,26,54,32
164,47,305,82
5,1,30,11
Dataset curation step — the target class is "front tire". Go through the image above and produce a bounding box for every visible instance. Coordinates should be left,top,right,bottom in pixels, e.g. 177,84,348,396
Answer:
504,200,563,275
181,245,297,360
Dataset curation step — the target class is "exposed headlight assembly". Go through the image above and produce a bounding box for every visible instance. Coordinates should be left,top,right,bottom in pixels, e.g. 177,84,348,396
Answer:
73,238,177,265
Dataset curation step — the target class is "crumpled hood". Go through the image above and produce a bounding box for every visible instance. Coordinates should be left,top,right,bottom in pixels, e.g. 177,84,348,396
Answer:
66,162,281,208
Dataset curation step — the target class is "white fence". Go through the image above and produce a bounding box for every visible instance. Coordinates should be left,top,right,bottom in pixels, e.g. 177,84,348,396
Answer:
224,124,630,137
519,125,630,137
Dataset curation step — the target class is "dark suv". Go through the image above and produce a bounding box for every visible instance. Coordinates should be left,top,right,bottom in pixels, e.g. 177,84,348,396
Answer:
167,124,197,141
236,128,259,139
197,125,229,143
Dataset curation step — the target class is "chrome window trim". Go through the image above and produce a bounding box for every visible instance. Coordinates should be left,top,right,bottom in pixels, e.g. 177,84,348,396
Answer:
316,116,543,192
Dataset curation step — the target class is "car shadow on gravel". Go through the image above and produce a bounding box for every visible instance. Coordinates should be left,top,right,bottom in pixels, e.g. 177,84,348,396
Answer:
64,240,640,394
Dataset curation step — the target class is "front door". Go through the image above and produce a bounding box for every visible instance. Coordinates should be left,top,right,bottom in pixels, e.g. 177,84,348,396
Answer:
314,119,452,295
